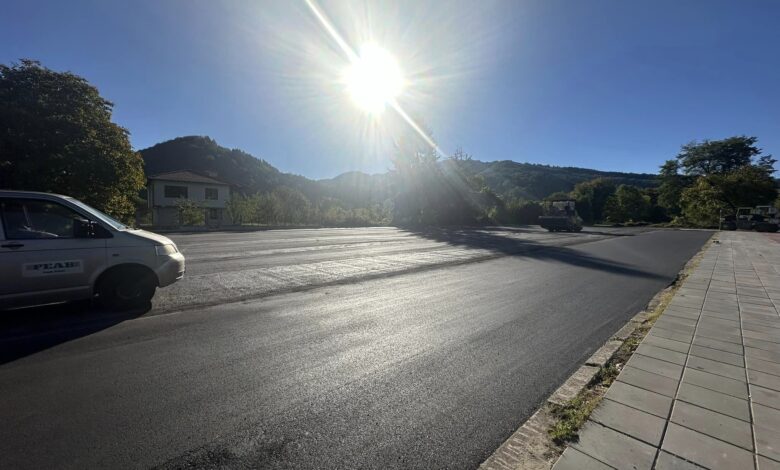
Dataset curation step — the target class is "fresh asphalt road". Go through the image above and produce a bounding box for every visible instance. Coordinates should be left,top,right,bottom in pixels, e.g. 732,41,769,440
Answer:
0,227,711,469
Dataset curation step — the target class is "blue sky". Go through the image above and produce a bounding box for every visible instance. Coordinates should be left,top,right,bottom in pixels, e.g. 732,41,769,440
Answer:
2,0,779,179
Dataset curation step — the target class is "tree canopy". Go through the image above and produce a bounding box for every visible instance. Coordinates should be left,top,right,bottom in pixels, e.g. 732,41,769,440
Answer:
676,137,778,226
0,60,144,222
676,136,771,176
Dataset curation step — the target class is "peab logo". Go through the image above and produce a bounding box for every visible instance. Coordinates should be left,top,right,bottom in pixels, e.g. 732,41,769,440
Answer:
23,260,84,277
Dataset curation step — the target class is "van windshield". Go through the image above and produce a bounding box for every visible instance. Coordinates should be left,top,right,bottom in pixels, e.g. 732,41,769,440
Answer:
66,198,128,230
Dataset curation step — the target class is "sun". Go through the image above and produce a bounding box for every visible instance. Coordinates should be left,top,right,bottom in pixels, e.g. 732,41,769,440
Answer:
343,44,404,114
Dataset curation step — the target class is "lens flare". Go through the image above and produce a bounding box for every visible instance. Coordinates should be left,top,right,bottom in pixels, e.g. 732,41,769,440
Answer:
343,44,404,114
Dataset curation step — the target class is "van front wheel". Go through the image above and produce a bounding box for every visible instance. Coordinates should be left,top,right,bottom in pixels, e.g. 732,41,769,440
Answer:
97,267,157,310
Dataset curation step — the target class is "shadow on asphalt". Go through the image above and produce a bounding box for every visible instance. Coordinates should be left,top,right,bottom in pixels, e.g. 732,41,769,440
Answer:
404,227,664,280
1,227,657,366
0,301,149,365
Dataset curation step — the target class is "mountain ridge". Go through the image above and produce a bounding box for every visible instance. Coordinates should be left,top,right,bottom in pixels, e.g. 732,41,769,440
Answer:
139,135,659,203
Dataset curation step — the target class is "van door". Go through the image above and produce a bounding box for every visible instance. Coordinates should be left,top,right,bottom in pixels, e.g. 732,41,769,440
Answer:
0,198,108,303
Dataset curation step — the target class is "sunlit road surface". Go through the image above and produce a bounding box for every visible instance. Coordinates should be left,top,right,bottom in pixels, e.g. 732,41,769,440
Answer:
0,227,711,469
153,226,655,312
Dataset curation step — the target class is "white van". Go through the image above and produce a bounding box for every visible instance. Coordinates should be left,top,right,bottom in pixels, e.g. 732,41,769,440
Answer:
0,190,185,310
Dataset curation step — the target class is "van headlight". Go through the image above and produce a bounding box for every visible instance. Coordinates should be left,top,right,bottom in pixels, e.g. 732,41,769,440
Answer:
155,244,178,256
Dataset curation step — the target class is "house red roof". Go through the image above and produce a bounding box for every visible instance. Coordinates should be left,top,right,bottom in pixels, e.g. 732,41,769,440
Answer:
147,170,229,185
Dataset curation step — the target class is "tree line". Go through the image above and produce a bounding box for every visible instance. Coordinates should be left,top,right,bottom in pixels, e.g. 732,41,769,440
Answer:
2,59,776,229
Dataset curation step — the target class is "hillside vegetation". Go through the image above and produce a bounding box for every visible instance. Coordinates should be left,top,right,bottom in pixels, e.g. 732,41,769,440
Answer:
5,61,776,229
140,135,657,207
460,160,658,200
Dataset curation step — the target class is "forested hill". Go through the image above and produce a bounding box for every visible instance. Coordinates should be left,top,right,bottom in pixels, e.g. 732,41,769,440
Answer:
459,160,658,200
140,136,658,202
140,136,317,196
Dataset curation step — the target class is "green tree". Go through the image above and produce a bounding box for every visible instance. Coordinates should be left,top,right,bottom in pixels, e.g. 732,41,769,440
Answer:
226,193,254,225
175,199,205,226
570,178,616,224
669,136,776,226
681,166,777,227
391,129,486,226
657,160,689,216
0,60,144,222
676,136,768,176
504,199,543,224
603,184,650,223
271,186,312,224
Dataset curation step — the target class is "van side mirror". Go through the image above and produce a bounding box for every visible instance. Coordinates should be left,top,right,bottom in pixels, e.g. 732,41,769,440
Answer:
74,219,112,238
74,219,94,238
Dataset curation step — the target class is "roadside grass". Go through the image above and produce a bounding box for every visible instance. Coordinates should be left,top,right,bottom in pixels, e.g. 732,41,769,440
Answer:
546,234,714,447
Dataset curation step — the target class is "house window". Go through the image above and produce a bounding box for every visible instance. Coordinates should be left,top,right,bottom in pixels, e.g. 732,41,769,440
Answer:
205,188,219,200
208,208,220,220
164,185,188,199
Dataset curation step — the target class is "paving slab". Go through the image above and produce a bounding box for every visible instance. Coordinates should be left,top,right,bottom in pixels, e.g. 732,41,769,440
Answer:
754,403,780,433
747,356,780,376
758,456,780,470
552,447,613,470
643,335,691,354
750,369,780,392
755,425,780,462
692,335,744,355
661,422,754,470
697,315,740,328
604,381,673,418
670,400,753,450
683,368,749,398
746,338,780,354
688,344,745,367
627,354,684,380
655,316,698,329
650,327,694,344
617,366,679,397
654,451,704,470
700,309,740,321
743,323,780,336
590,398,666,446
686,355,747,381
571,421,657,470
693,328,743,345
744,329,780,344
751,384,780,410
676,382,750,421
635,344,688,366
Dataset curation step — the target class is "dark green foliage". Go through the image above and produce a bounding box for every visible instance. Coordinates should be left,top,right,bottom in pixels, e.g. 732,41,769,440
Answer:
142,136,300,195
390,141,486,226
681,166,778,227
675,137,778,226
604,185,651,223
570,178,616,224
141,132,776,229
175,199,205,226
0,60,145,222
317,171,394,209
503,200,543,224
676,136,767,176
657,160,691,216
458,160,657,201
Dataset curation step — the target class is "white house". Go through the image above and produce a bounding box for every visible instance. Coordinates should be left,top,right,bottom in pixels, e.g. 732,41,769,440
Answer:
147,170,232,226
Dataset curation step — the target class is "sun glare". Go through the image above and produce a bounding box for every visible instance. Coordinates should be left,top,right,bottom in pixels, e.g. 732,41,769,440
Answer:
343,44,404,114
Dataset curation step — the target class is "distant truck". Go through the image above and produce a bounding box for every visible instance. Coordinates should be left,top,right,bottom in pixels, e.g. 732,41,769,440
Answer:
538,200,583,232
721,206,779,232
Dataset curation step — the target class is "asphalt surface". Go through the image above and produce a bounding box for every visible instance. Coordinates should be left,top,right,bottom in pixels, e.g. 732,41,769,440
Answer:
0,227,711,469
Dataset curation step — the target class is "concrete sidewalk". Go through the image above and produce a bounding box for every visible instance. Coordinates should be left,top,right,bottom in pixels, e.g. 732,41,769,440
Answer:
553,231,780,470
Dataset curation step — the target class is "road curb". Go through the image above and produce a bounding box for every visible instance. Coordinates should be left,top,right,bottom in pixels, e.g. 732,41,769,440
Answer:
480,234,714,470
